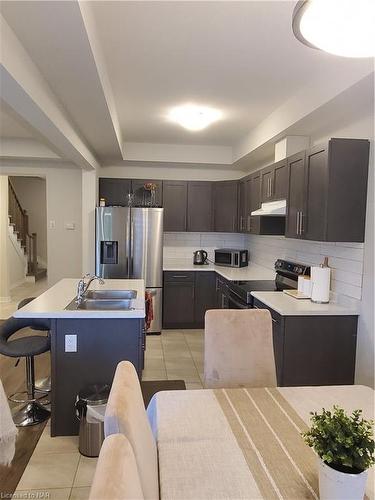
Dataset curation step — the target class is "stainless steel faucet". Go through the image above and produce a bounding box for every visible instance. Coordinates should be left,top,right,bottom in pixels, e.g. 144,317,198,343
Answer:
76,274,105,302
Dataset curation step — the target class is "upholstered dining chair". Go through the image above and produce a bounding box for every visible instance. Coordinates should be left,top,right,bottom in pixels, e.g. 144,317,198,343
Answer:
104,361,159,500
204,308,277,389
89,434,144,500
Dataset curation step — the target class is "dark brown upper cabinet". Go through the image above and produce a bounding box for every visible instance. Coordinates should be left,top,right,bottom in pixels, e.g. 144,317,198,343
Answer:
163,180,187,232
213,180,238,232
286,139,369,242
285,151,306,239
248,172,261,234
305,139,369,242
273,160,289,200
260,159,288,203
131,179,163,207
99,178,131,206
187,181,213,232
238,177,249,233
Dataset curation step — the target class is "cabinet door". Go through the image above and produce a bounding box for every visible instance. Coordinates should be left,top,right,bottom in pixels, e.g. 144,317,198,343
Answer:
249,173,261,234
273,160,288,200
194,272,217,327
187,182,213,232
99,178,131,206
163,181,187,231
304,145,329,241
131,179,163,207
238,180,247,233
163,281,195,328
261,167,274,202
213,181,238,232
285,152,306,239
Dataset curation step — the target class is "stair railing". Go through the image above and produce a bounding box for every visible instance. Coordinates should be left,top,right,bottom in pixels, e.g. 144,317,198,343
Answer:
8,179,38,275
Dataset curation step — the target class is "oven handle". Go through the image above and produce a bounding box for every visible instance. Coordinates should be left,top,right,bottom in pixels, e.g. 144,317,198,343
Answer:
227,292,249,309
228,287,245,303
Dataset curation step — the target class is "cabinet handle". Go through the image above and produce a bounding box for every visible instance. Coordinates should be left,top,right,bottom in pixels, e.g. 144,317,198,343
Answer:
232,215,235,231
300,211,304,234
270,178,273,197
296,210,299,236
240,216,243,231
172,275,188,278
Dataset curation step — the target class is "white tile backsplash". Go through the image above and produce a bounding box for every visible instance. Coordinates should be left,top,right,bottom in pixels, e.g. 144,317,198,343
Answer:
164,232,247,261
246,234,364,301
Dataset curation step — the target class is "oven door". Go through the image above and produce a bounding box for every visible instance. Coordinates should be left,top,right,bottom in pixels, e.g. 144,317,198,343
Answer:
226,288,250,309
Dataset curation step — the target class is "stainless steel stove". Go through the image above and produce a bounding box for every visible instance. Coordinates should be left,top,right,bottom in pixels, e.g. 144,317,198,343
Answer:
224,259,310,309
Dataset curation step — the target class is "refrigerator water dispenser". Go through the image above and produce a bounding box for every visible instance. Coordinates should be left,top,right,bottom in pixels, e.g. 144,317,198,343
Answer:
100,241,118,265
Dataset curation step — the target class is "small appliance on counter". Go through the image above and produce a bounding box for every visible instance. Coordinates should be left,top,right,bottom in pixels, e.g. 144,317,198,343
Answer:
193,250,208,265
214,248,248,268
310,257,331,304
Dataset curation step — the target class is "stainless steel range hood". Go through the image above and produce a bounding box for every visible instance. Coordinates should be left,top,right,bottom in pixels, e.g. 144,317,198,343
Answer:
251,199,286,216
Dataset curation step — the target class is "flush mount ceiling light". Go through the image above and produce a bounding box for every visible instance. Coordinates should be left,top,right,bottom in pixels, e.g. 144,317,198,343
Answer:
168,104,222,131
292,0,375,58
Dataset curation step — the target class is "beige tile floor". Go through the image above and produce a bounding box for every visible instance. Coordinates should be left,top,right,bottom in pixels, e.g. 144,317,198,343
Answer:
14,328,204,497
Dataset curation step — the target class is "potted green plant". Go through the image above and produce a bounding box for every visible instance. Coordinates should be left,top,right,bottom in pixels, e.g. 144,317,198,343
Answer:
302,406,374,500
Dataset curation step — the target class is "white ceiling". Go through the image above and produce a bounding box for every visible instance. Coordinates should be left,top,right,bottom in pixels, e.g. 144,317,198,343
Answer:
0,0,373,166
0,101,34,138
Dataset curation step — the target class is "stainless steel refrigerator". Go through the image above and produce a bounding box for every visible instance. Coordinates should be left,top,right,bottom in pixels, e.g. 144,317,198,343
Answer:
95,206,163,333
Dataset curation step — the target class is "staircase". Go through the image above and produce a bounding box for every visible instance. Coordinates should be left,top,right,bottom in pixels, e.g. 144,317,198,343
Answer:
8,180,47,282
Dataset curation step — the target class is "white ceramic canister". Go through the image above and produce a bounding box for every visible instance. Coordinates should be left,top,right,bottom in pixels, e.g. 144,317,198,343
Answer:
318,459,368,500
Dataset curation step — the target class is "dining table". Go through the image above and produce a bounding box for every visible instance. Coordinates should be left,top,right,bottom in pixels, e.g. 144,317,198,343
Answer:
147,385,374,500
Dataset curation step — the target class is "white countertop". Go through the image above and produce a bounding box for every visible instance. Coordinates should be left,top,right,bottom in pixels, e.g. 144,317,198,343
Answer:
163,258,275,281
13,279,145,319
251,291,359,316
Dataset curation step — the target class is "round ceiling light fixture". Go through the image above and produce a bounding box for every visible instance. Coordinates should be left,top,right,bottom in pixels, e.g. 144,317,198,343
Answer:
292,0,375,58
167,104,223,131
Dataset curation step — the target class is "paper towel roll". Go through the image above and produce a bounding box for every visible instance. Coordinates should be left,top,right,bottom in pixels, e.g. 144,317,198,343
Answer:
311,266,330,303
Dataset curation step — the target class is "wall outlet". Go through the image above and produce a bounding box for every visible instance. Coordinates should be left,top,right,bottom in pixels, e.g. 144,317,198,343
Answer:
49,220,56,229
65,334,77,352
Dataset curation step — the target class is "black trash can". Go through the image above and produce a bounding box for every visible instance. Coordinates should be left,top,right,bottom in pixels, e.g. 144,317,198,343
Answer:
76,384,110,457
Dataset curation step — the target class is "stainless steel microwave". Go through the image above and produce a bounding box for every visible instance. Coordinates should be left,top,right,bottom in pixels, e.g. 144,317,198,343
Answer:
214,248,248,268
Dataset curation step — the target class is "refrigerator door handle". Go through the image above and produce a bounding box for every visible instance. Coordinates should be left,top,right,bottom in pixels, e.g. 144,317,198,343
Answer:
130,216,135,277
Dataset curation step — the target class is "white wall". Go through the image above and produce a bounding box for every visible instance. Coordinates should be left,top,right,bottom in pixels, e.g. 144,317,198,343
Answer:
0,176,11,302
164,232,247,262
99,162,246,181
0,163,82,285
10,176,47,265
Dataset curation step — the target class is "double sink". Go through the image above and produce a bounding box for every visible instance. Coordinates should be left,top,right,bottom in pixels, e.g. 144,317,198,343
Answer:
66,289,137,311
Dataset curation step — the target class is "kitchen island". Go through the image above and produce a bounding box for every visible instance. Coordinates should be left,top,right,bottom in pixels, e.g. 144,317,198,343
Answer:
14,279,145,436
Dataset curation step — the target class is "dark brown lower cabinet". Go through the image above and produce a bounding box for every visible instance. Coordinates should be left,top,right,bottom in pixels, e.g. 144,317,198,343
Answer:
194,272,217,327
253,298,357,386
163,271,216,329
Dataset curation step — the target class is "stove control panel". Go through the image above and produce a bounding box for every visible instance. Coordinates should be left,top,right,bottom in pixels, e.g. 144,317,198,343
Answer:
275,259,310,277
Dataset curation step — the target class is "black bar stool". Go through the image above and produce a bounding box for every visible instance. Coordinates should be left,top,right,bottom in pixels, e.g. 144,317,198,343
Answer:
0,317,51,426
18,297,51,394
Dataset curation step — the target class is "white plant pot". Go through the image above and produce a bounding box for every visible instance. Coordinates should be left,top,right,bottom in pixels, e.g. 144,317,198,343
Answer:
318,459,368,500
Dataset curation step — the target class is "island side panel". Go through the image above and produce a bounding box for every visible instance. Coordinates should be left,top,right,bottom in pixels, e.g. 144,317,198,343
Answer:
50,317,143,436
